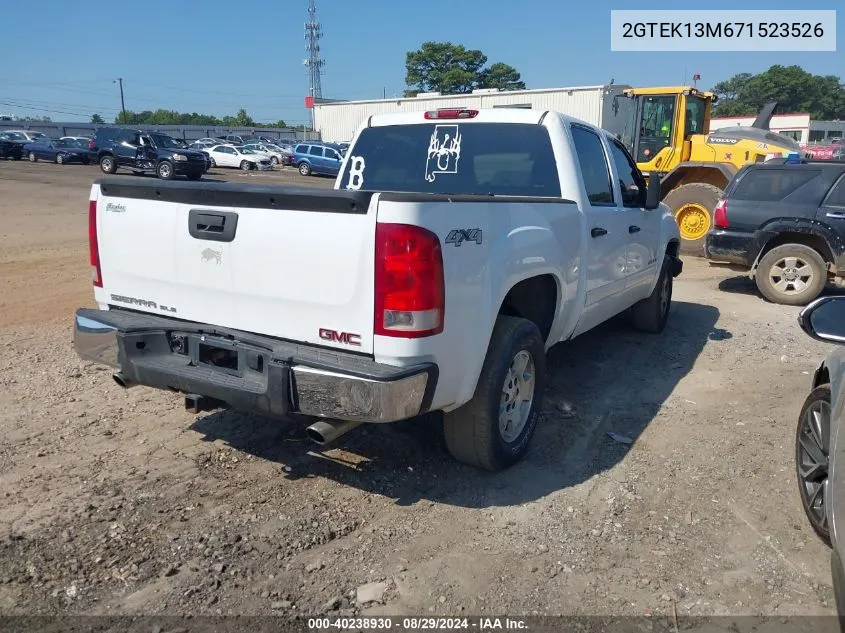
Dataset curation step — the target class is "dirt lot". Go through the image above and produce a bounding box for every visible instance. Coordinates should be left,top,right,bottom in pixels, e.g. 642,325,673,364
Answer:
0,160,841,623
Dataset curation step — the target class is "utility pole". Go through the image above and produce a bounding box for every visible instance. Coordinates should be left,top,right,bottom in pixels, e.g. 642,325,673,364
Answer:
114,78,127,124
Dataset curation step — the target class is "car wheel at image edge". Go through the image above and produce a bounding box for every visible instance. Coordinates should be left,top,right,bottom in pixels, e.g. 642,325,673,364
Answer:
444,315,546,472
796,383,832,546
630,255,673,333
755,243,827,306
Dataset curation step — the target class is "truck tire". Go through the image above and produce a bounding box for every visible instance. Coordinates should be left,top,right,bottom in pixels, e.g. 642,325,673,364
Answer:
755,243,827,306
630,256,673,333
99,155,117,174
662,182,722,257
443,316,546,472
156,161,174,180
795,383,831,546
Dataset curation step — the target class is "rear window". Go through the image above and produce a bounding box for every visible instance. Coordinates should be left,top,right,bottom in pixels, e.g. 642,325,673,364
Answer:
731,168,822,202
338,123,561,197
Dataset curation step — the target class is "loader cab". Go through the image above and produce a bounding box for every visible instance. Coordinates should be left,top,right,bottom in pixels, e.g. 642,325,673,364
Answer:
619,87,713,174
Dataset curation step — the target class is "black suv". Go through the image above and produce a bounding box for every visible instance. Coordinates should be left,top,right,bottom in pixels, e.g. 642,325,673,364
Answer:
92,128,207,180
706,159,845,305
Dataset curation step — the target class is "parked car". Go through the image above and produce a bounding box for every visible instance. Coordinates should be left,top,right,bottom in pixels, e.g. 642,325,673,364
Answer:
23,137,95,164
92,128,207,180
243,142,289,166
292,142,344,177
3,129,48,142
705,159,845,305
795,295,845,627
71,107,682,472
206,144,272,170
60,135,92,145
0,132,25,159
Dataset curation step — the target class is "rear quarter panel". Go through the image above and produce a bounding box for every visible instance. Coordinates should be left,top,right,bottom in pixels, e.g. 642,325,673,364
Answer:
373,196,581,412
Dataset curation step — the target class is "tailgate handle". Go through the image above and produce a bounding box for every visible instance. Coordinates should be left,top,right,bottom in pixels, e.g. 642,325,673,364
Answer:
188,209,238,243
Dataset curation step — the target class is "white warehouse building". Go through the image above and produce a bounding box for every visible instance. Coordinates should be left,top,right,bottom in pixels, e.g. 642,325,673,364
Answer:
710,113,845,145
312,84,631,143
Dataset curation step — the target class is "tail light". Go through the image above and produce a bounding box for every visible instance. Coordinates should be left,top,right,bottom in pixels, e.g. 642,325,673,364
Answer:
88,139,94,150
374,223,444,338
424,109,478,120
88,199,102,287
713,199,728,228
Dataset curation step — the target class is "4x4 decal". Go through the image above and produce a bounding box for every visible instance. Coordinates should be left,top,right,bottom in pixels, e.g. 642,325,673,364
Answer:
445,228,482,247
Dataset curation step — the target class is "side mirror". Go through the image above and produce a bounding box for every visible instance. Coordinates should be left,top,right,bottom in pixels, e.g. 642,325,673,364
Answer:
798,296,845,344
644,172,661,210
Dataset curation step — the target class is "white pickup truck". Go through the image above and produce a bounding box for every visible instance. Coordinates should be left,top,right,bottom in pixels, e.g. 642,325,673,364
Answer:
73,107,682,471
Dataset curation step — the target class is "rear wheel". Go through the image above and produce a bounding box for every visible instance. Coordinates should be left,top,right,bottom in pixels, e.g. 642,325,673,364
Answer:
270,156,279,165
443,316,546,472
755,244,827,306
796,384,832,546
298,162,311,176
99,155,117,174
28,152,37,162
56,153,65,164
662,182,722,257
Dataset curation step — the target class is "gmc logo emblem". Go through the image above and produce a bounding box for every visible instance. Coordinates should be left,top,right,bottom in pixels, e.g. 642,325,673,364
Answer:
319,328,361,346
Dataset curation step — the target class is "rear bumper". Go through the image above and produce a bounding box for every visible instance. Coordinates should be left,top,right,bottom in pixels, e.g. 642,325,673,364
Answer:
73,308,437,424
705,229,760,268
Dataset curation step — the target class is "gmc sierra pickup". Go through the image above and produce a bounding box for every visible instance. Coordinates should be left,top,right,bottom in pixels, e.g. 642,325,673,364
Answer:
73,107,682,471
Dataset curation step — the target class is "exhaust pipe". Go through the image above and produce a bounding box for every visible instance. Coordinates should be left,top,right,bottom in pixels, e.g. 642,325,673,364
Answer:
112,372,136,389
305,419,363,446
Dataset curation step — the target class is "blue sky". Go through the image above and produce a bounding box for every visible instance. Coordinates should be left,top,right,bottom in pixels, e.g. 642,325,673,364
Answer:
1,0,841,126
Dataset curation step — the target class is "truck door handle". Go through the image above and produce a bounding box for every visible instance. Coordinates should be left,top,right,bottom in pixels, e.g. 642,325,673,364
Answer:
188,209,239,243
629,225,641,233
591,227,608,238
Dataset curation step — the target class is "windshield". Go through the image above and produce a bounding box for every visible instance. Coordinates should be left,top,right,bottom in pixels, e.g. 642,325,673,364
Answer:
237,147,255,154
338,122,561,197
54,139,75,148
30,132,46,139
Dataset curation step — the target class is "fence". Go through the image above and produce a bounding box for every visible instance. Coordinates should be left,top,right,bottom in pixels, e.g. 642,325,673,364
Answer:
0,122,321,143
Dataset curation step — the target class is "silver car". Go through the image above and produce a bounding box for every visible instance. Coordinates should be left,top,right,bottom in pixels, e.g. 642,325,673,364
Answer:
796,295,845,623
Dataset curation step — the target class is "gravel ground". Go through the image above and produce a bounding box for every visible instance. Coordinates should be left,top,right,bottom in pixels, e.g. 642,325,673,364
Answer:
0,160,841,626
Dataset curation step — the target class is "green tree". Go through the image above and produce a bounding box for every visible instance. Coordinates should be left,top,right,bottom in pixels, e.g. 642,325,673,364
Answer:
91,113,105,124
712,65,844,120
479,62,526,91
405,41,525,95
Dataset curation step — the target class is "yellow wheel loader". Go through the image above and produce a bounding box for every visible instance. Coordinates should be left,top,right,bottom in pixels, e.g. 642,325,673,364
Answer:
618,87,803,256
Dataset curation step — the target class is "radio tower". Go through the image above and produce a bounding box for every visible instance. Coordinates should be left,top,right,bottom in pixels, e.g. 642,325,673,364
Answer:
304,0,325,106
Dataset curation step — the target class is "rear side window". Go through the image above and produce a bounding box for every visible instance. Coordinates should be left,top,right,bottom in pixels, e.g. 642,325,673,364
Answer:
570,125,614,205
308,146,323,157
338,123,561,197
732,168,822,202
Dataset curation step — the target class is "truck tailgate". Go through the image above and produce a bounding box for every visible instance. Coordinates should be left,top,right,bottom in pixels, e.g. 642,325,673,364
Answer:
93,179,377,354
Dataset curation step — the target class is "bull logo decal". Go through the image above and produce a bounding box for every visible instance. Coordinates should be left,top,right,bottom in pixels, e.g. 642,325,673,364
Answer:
425,125,462,182
201,248,222,265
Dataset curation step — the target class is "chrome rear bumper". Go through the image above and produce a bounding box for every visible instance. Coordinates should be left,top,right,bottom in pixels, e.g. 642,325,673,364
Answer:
73,309,436,424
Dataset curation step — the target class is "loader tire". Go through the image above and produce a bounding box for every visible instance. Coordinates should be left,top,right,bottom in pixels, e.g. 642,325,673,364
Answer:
443,316,546,472
663,182,722,257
